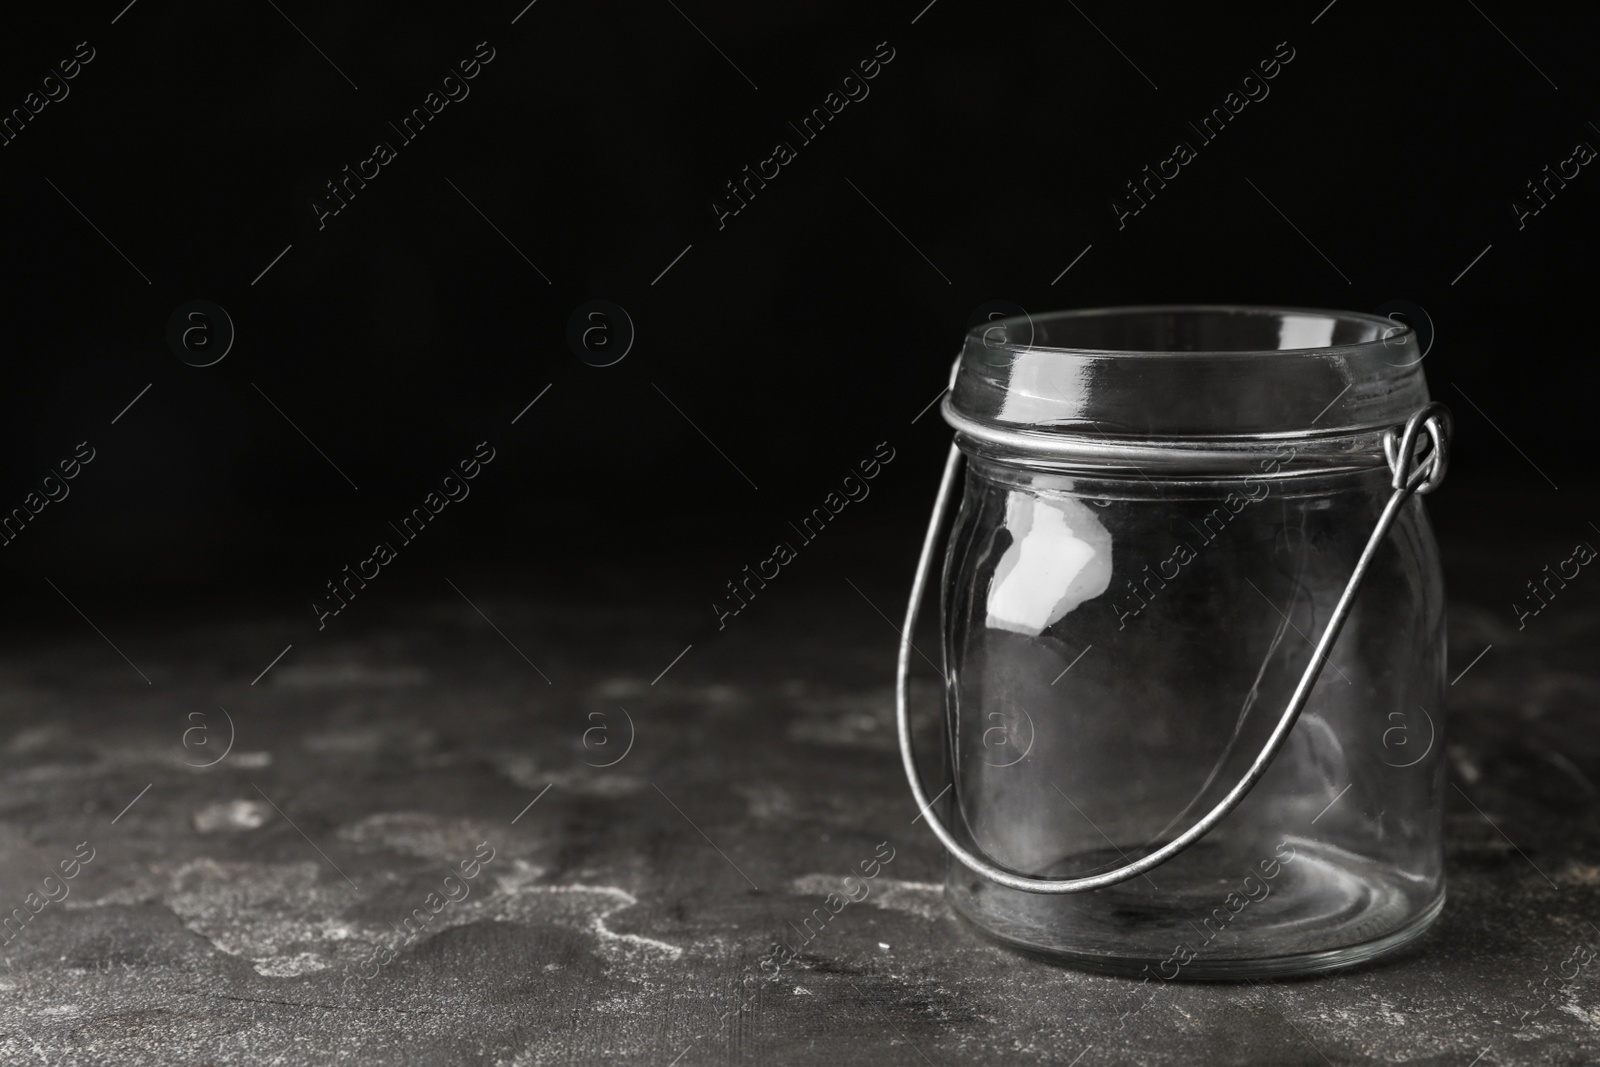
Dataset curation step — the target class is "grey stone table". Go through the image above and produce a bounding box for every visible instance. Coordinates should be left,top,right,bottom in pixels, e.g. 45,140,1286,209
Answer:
2,476,1597,1065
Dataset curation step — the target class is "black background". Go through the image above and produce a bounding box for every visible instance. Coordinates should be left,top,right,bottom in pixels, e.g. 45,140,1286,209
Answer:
1,1,1592,620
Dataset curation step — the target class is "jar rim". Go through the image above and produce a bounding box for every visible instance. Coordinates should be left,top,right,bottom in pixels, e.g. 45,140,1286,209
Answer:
968,304,1411,357
948,304,1430,442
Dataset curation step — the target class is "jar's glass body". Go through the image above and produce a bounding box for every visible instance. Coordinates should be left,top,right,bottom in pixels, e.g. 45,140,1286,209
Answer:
939,454,1446,978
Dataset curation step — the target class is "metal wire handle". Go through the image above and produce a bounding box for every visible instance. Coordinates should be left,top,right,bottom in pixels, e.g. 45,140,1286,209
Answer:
896,401,1452,894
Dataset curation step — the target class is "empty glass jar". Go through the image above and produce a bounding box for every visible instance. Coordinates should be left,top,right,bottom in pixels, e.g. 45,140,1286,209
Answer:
897,306,1451,979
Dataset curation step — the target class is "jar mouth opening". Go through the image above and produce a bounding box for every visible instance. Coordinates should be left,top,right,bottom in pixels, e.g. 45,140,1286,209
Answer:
969,305,1409,358
950,304,1431,440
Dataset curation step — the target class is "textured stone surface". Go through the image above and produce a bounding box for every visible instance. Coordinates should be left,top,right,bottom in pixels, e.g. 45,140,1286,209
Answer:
2,486,1597,1066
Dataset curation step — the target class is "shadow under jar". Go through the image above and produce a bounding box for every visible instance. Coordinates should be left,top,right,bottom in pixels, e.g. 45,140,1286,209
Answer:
897,306,1450,980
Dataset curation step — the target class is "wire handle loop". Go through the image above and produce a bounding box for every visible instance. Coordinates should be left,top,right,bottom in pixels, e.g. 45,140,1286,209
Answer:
896,402,1451,894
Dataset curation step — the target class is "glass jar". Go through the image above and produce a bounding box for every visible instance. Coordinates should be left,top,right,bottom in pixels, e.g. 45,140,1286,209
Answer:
896,306,1451,979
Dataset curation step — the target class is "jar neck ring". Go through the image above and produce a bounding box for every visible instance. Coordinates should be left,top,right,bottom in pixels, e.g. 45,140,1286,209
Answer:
943,396,1393,477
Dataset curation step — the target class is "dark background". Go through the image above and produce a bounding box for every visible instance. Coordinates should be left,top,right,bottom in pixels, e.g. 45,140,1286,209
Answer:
0,0,1592,624
3,8,1599,1063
